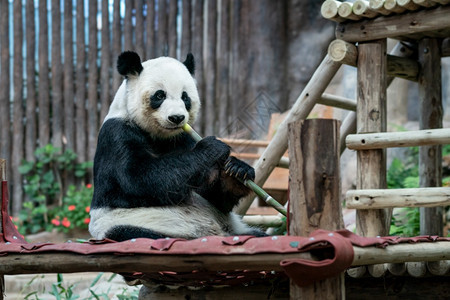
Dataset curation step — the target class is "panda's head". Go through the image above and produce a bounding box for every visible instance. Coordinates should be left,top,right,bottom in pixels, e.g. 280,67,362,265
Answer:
111,51,200,139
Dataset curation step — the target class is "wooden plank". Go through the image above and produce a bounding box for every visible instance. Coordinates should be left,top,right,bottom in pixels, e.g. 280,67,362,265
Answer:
336,5,450,42
418,38,443,236
63,0,75,151
346,128,450,150
12,0,24,215
0,1,11,185
236,55,341,215
112,0,122,91
38,0,50,148
168,0,177,58
88,0,99,162
346,187,450,209
356,39,389,237
100,0,111,122
25,0,37,162
51,0,63,149
75,0,87,163
157,0,168,56
288,119,344,300
135,0,145,57
204,0,217,136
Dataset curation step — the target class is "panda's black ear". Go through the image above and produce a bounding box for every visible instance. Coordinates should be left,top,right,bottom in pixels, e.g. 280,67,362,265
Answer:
183,53,195,75
117,51,143,77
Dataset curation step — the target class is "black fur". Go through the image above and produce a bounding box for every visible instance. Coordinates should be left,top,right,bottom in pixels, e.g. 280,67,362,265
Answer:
183,53,195,75
91,118,246,211
117,51,143,77
105,225,166,242
150,90,166,109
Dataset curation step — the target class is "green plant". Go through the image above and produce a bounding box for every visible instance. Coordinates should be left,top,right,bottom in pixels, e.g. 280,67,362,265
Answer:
17,144,93,235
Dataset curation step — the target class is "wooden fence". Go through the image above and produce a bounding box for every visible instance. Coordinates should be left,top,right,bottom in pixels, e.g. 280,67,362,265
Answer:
0,0,333,214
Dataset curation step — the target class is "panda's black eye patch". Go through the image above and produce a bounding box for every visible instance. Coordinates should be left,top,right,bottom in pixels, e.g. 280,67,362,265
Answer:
150,90,166,109
181,91,192,111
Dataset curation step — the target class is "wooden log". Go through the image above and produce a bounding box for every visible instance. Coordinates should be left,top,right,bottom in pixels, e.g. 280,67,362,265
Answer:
369,0,393,15
51,0,63,148
124,0,133,51
418,38,443,236
336,5,450,42
346,187,450,209
367,264,387,277
220,138,270,148
346,128,450,150
384,0,407,13
328,39,419,81
356,39,389,237
397,0,420,10
406,261,427,277
135,0,145,58
0,159,4,300
236,55,341,215
328,39,358,66
319,93,357,111
433,0,450,4
157,0,168,56
12,0,24,215
412,0,437,7
204,0,217,136
112,0,122,91
352,242,450,265
321,0,345,22
353,0,379,18
346,266,366,278
0,1,10,186
427,260,450,276
168,0,178,58
180,0,192,58
387,263,407,276
288,119,344,300
242,215,284,227
338,2,362,21
217,0,230,134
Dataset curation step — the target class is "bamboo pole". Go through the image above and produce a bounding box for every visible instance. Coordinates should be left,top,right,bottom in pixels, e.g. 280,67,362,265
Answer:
236,55,342,215
346,187,450,209
182,124,287,216
346,128,450,150
242,215,284,227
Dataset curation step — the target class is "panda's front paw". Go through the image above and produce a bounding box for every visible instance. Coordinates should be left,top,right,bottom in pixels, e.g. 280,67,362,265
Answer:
223,156,255,182
194,136,230,165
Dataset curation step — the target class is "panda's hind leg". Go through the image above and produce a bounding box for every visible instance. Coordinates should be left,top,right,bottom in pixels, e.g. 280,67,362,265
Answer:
105,225,167,242
227,212,268,237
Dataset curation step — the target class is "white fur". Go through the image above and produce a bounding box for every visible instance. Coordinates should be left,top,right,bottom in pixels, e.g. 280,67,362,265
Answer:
104,56,200,138
89,194,253,239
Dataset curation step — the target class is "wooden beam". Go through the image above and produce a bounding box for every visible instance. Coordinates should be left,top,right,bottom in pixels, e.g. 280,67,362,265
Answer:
346,187,450,209
356,39,389,237
418,38,443,236
346,128,450,150
236,55,341,215
336,5,450,42
318,93,357,111
288,119,344,300
352,242,450,265
328,39,419,81
0,159,4,300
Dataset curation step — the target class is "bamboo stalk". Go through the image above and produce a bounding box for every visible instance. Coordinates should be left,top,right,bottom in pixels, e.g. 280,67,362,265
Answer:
182,124,287,216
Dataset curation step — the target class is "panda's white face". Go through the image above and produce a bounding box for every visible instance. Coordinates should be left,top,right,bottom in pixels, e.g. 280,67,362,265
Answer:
106,55,200,139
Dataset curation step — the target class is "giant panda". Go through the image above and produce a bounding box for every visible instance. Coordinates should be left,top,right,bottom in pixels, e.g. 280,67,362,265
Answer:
89,51,265,242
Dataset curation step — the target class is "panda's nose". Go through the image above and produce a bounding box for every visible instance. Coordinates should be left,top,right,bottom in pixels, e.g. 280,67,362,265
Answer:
168,115,185,125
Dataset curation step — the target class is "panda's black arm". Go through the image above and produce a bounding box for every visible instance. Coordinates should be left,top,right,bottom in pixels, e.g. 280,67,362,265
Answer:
95,119,229,206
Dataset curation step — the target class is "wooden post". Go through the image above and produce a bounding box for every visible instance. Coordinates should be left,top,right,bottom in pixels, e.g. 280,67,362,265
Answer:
288,119,344,299
356,39,390,237
418,38,443,236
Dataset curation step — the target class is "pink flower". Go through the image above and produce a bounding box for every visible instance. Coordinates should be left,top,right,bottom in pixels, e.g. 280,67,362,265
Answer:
86,184,93,189
62,217,71,228
51,219,61,226
68,205,76,211
83,218,90,224
85,206,90,213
